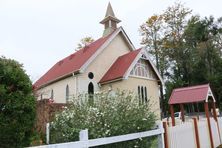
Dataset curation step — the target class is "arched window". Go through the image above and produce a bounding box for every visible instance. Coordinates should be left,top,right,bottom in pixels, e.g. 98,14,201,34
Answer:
130,59,155,79
141,86,144,103
144,87,147,102
138,86,140,104
138,86,148,104
66,85,69,102
88,82,94,103
88,82,94,95
138,86,140,98
51,89,54,99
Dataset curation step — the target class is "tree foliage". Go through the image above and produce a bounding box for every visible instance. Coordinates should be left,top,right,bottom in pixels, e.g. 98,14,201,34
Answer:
0,57,36,147
50,91,156,147
140,2,222,113
76,36,94,51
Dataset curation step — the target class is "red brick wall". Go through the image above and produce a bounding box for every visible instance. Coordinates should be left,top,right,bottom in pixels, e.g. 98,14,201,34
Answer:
35,99,66,135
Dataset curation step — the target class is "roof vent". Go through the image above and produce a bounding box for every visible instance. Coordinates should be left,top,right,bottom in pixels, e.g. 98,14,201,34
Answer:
58,60,63,66
83,45,90,53
69,54,75,60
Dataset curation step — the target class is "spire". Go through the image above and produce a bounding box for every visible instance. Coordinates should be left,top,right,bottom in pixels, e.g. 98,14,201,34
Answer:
105,2,115,17
100,2,121,36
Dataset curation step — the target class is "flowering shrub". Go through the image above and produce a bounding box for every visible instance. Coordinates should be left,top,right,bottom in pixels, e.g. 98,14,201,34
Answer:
50,91,156,147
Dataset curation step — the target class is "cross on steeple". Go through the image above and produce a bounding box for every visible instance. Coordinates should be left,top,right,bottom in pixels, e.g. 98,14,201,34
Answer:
100,2,121,36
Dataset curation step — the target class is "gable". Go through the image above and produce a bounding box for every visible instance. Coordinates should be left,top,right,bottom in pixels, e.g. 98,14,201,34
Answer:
99,48,163,85
80,27,135,72
168,84,215,104
84,33,134,83
129,58,157,79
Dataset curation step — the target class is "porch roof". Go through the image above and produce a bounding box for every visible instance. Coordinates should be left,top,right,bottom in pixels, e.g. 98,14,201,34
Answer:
168,84,214,105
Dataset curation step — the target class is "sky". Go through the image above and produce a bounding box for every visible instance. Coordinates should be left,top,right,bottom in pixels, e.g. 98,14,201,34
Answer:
0,0,222,82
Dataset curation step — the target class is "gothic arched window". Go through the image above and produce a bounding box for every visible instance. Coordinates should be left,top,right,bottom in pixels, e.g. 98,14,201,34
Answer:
130,59,155,79
88,82,94,95
66,85,69,102
51,89,54,99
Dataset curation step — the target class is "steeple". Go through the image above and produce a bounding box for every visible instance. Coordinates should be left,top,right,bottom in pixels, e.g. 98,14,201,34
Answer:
100,2,121,36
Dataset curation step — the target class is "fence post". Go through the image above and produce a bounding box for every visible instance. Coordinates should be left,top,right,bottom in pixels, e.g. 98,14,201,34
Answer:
193,118,200,148
163,122,169,148
46,123,50,144
79,129,89,148
158,122,165,148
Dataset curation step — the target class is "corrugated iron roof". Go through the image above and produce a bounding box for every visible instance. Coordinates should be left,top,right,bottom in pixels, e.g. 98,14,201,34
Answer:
34,34,112,89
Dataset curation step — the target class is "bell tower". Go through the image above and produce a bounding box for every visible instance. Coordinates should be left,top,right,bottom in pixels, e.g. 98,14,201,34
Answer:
100,2,121,36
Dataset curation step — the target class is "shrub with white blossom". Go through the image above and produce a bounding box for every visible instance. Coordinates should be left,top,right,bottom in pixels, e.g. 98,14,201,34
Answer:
50,91,157,147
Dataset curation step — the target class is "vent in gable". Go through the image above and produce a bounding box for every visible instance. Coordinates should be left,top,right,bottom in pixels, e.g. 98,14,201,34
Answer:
141,54,147,59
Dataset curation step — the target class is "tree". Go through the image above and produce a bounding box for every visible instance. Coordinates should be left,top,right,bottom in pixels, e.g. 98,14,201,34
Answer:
76,36,94,51
0,57,36,147
50,91,156,147
163,2,192,84
140,2,222,112
140,2,192,116
140,14,167,117
183,16,222,107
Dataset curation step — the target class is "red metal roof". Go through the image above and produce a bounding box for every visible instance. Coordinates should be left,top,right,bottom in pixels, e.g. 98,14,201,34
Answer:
34,34,111,88
99,48,141,84
168,84,210,104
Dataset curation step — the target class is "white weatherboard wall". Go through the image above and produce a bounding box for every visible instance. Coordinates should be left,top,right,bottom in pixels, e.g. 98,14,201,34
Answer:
168,122,196,148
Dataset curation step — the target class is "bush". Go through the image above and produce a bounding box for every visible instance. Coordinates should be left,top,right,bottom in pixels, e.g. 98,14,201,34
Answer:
50,91,156,147
0,57,36,147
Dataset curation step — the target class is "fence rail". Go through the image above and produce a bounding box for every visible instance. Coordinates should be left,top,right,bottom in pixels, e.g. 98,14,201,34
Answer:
31,123,165,148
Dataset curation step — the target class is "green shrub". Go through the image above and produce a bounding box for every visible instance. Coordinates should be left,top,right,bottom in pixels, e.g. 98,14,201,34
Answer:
0,57,36,147
50,91,156,147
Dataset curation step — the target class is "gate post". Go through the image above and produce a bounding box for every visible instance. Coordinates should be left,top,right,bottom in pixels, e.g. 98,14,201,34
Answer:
204,102,214,148
158,122,165,148
163,122,169,148
193,118,200,148
46,123,50,144
170,105,175,126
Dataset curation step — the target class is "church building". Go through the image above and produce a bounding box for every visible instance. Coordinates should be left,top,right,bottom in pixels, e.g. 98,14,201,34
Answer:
34,3,163,116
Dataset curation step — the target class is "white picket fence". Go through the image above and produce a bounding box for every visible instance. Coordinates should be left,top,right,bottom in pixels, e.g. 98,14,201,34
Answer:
210,118,221,146
198,119,211,148
166,117,222,148
218,117,222,142
31,123,165,148
167,121,196,148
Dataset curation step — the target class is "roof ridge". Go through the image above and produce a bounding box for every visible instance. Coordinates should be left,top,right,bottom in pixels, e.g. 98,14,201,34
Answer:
118,48,141,58
174,84,209,92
